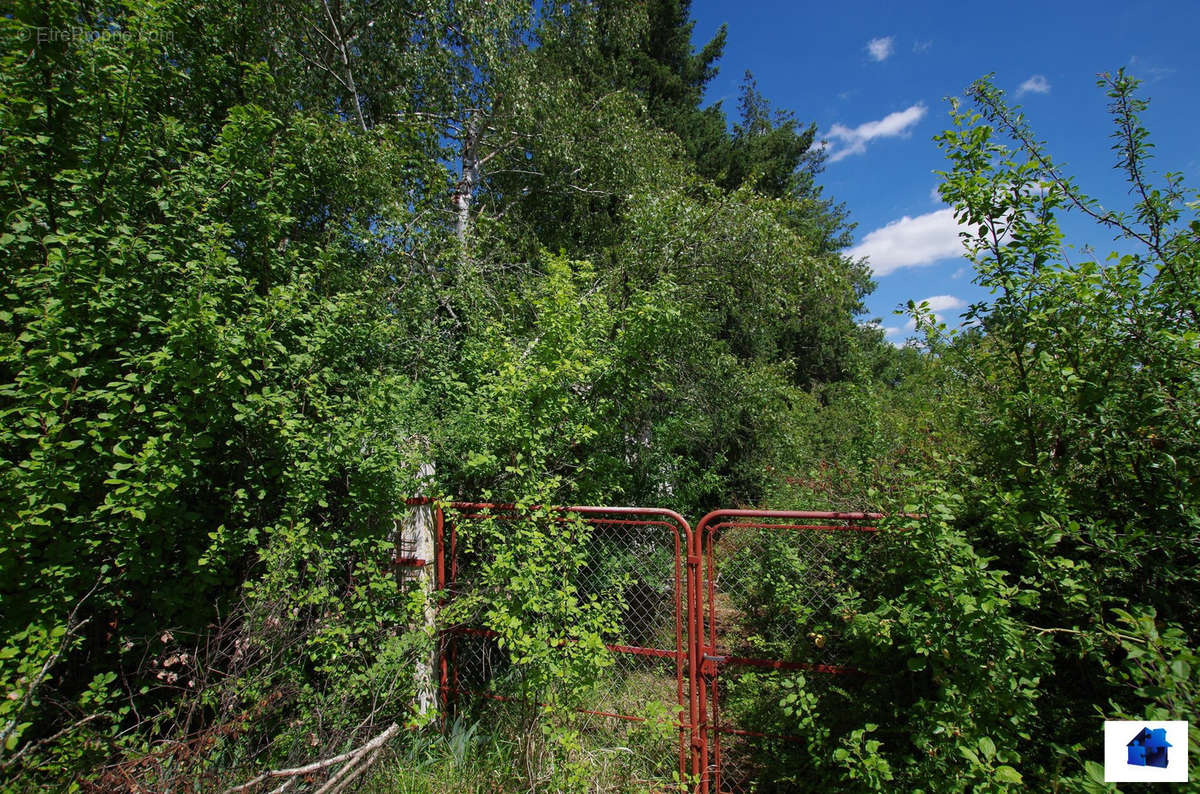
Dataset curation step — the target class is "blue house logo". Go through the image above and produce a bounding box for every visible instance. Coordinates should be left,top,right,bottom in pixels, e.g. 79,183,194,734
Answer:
1126,726,1171,768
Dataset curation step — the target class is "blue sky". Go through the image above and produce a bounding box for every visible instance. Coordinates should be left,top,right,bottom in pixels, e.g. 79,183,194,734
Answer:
689,0,1200,344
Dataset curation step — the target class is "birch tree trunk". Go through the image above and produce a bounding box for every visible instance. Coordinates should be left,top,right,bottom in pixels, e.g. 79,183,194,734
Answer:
453,112,480,251
320,0,369,132
397,462,437,715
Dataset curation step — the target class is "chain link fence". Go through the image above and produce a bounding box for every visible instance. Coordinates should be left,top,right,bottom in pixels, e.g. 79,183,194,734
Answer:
437,504,695,786
426,503,901,792
698,512,887,793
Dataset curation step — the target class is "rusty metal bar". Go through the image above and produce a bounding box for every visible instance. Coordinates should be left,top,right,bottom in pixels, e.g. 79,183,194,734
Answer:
715,655,864,676
695,508,888,522
713,725,806,743
705,521,879,532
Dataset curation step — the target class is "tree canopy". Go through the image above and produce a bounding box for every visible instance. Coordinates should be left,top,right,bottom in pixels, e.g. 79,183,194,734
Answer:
0,2,1195,791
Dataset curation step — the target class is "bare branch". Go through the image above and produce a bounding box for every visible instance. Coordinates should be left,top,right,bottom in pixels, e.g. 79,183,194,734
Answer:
223,722,399,794
320,0,368,132
969,85,1155,252
1105,72,1162,251
474,135,521,168
0,713,105,771
0,574,103,761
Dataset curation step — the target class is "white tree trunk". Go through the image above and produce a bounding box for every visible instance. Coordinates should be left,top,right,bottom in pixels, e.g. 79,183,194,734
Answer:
397,462,437,715
453,113,480,249
320,0,368,132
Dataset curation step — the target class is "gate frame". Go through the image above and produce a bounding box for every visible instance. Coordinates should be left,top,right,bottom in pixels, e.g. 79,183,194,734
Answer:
692,509,885,793
431,501,699,784
422,501,901,793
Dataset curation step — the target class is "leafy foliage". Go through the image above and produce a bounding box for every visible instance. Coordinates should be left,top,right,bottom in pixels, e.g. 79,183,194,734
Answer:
1,0,433,782
6,0,1193,790
0,0,875,787
916,71,1199,788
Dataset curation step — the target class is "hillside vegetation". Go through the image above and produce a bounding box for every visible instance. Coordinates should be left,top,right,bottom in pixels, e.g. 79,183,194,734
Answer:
1,1,1196,790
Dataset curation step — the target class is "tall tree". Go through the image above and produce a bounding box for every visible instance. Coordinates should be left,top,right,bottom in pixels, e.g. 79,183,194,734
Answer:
587,0,730,180
723,72,820,197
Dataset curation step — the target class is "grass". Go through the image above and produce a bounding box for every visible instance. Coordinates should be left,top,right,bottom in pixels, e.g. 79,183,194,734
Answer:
359,690,689,793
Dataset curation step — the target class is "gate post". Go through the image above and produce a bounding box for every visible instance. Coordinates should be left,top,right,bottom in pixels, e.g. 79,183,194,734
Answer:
688,529,706,792
396,461,437,716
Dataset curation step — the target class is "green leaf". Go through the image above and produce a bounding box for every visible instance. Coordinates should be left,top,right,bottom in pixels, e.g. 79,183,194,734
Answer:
994,765,1022,784
1169,658,1190,680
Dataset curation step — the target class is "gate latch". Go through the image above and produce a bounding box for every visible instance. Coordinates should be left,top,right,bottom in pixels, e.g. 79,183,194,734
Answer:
700,654,724,677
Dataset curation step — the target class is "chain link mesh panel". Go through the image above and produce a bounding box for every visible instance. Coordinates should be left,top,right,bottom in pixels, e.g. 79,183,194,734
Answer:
700,514,886,793
438,504,694,786
429,503,898,792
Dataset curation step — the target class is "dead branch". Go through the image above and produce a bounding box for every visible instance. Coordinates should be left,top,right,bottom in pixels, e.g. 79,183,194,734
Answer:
0,713,105,771
223,722,399,794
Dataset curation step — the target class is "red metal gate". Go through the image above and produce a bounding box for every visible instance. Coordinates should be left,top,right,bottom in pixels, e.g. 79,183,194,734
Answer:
425,501,891,792
434,502,697,785
695,509,884,793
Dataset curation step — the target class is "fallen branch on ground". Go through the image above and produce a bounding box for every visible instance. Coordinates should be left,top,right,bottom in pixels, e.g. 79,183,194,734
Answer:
223,723,399,793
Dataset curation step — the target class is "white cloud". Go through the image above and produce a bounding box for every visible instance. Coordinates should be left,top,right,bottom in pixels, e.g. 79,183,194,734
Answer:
930,185,943,203
866,36,894,62
920,294,965,316
846,207,963,276
913,39,933,54
1128,55,1174,84
822,104,926,162
882,325,908,347
862,319,909,347
1018,74,1051,95
883,295,965,342
914,294,966,327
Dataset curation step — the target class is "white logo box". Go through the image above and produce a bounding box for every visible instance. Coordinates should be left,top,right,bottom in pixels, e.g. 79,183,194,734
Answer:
1103,720,1190,783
